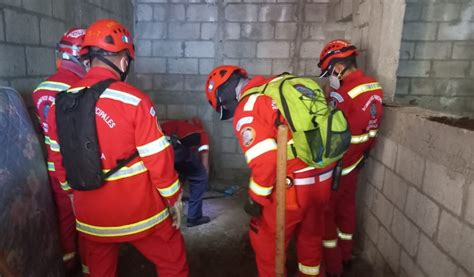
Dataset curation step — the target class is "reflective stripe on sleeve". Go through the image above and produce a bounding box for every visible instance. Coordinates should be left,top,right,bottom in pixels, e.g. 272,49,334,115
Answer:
198,145,209,152
137,136,170,157
33,81,70,93
102,161,148,181
347,82,382,99
243,94,260,111
60,181,71,191
44,136,51,145
341,156,365,176
47,162,55,172
62,252,75,262
298,263,320,276
338,229,353,241
157,179,180,198
323,239,338,248
249,178,273,196
82,264,90,274
350,129,378,144
49,138,60,152
244,138,277,163
76,208,169,237
101,88,141,106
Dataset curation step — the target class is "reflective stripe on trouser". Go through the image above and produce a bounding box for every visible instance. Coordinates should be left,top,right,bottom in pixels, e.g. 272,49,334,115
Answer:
338,229,353,241
341,155,364,176
299,263,320,276
323,239,337,248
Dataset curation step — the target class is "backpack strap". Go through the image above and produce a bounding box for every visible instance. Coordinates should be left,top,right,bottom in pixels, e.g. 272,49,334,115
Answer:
103,150,140,181
86,78,117,100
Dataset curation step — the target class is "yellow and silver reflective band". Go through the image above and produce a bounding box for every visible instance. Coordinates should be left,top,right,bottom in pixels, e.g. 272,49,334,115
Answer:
243,94,260,111
341,156,365,176
157,179,180,198
351,129,378,144
102,161,148,181
101,88,141,106
369,129,378,138
347,82,382,99
338,229,353,241
319,170,333,182
294,177,315,186
82,264,90,274
33,81,70,93
198,144,209,152
298,263,320,276
44,136,51,145
49,138,60,152
62,252,75,262
323,239,338,248
249,178,273,196
47,162,55,172
294,166,316,173
137,136,170,157
60,181,71,191
76,208,169,237
245,138,277,163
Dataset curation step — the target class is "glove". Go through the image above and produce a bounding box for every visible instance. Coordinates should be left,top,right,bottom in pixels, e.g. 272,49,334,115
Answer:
244,197,262,218
169,192,183,229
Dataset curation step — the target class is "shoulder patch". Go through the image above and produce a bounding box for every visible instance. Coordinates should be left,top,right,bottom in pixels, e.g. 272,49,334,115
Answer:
150,106,156,117
241,127,256,147
235,116,254,132
329,91,344,103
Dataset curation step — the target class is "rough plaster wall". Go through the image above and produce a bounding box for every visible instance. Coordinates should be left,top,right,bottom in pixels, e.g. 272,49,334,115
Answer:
131,0,351,180
0,0,133,107
356,107,474,277
395,0,474,116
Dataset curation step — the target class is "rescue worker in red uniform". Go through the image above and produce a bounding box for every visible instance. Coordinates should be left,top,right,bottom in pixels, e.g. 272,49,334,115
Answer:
318,40,383,277
46,19,189,277
161,118,211,227
205,66,335,276
31,28,88,271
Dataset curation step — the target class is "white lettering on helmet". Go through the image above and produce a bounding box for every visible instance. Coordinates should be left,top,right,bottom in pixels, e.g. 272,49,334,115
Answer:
67,29,85,39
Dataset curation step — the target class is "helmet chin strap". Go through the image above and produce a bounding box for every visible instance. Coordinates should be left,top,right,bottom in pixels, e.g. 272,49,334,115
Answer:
92,54,130,81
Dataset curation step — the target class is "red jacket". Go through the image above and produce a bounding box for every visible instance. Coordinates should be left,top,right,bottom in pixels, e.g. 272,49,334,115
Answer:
161,119,209,153
233,76,334,206
47,67,181,243
328,69,383,174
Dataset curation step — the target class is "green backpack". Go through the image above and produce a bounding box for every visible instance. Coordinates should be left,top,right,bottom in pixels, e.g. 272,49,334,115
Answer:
240,73,351,168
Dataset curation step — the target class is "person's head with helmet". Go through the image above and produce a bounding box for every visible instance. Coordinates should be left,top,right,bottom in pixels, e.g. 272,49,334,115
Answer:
317,39,358,90
81,19,135,81
205,65,249,120
56,28,89,74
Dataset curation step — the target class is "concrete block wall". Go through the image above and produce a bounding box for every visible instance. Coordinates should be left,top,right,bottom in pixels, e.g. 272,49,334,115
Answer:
356,106,474,276
395,0,474,116
132,0,351,180
0,0,133,107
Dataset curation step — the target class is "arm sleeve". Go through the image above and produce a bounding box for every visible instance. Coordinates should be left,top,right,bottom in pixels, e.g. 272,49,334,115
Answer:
134,97,181,206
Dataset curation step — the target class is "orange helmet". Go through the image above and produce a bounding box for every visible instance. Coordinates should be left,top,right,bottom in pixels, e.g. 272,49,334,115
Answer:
57,28,86,57
318,39,357,77
205,65,247,114
82,19,135,59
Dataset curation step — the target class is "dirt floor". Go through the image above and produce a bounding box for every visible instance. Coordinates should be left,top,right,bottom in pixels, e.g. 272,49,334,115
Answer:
116,188,373,277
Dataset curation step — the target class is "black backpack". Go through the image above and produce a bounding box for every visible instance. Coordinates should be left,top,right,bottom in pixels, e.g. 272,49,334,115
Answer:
55,79,138,191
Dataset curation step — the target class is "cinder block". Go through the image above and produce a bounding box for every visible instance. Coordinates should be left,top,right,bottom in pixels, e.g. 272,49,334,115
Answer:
417,234,457,277
366,158,385,190
138,0,167,2
134,58,167,74
341,0,352,19
185,41,215,58
23,0,52,16
152,41,183,57
154,104,167,120
221,121,236,138
466,181,474,225
221,153,247,169
373,137,398,170
222,138,237,153
391,208,420,257
433,61,470,78
153,5,167,21
415,42,452,60
457,268,469,277
405,186,440,237
0,0,21,6
130,74,153,91
452,42,474,60
166,5,185,21
402,23,437,41
275,23,297,40
4,9,39,44
199,59,215,75
395,145,425,188
201,23,217,40
423,161,464,215
197,104,213,122
223,42,256,58
136,40,152,57
438,22,474,41
259,4,295,22
242,23,274,40
361,179,376,209
167,104,198,119
383,170,409,211
153,74,184,91
39,18,65,47
225,23,241,39
168,58,199,74
410,78,449,96
272,59,293,75
51,0,65,20
136,22,166,39
372,190,394,229
25,47,55,76
421,3,461,22
437,211,474,273
300,41,325,58
240,59,272,75
11,77,43,98
404,3,422,21
376,227,400,274
397,61,431,78
305,4,328,22
363,208,380,244
0,12,4,41
257,41,290,58
187,4,218,22
137,4,153,21
223,59,240,66
184,75,207,91
168,23,200,39
396,78,410,95
400,251,426,277
225,4,259,22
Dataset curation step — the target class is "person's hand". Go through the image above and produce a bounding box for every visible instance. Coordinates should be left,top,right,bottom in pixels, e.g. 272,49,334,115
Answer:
169,192,183,229
200,151,209,174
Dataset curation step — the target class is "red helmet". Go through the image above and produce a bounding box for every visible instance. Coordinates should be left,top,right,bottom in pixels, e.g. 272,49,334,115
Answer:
82,19,135,59
57,28,86,57
318,39,358,77
205,65,247,112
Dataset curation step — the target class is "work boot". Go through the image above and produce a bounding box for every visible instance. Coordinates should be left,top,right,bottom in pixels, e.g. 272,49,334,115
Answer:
187,216,211,227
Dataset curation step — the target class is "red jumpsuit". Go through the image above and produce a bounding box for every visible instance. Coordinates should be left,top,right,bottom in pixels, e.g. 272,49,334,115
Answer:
47,67,189,277
31,60,85,265
323,70,383,274
234,76,335,277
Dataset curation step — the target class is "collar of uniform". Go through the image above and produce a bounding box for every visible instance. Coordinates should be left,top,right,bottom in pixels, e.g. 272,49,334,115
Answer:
343,69,364,84
59,60,86,78
85,67,121,81
240,75,274,98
